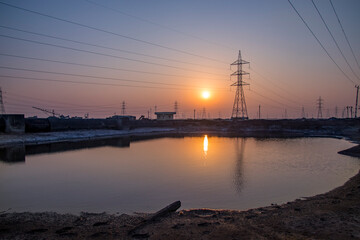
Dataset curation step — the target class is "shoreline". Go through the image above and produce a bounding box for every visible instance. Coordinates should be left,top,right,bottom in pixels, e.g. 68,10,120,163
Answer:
0,128,360,239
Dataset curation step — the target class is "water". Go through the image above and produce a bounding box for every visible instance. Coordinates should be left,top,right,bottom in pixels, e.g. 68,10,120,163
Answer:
0,136,359,214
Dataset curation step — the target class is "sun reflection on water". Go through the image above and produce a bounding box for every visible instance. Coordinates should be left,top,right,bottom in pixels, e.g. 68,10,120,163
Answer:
202,135,208,166
203,135,208,153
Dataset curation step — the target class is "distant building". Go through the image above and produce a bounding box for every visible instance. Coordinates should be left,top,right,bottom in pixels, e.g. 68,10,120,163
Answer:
107,115,136,121
155,112,176,120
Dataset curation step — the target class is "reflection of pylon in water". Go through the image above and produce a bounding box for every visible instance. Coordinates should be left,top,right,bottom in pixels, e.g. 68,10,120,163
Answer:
234,138,245,193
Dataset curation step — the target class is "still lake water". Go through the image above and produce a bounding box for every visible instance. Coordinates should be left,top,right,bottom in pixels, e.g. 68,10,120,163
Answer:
0,136,359,214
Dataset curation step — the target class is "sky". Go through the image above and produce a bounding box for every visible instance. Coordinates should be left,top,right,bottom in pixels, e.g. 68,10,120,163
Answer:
0,0,359,119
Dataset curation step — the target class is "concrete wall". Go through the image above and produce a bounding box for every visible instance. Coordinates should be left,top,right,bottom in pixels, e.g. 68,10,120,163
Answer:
0,114,25,133
25,118,129,132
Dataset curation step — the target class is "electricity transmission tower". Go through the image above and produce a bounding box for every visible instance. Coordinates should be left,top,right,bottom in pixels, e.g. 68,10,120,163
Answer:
335,106,338,118
317,96,323,118
230,50,250,119
202,107,206,119
301,106,305,118
174,101,178,119
0,87,5,114
121,101,126,115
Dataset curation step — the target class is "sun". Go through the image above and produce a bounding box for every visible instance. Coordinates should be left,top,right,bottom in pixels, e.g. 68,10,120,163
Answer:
202,91,210,99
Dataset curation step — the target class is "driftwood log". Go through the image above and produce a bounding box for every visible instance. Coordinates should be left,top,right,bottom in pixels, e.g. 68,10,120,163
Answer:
128,201,181,235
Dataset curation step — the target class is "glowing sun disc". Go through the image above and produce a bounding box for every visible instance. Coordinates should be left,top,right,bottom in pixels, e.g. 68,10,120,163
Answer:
202,91,210,99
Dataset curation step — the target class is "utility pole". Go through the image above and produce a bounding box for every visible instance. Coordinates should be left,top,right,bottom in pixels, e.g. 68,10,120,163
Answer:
350,106,353,118
230,50,250,119
317,96,323,119
121,101,126,115
258,105,261,119
355,85,359,118
0,87,5,114
194,109,196,120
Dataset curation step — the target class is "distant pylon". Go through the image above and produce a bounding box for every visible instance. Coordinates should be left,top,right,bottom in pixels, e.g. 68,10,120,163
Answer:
121,101,126,115
335,106,338,118
230,50,250,119
317,96,323,118
301,106,305,118
202,107,206,119
174,101,178,119
0,87,5,114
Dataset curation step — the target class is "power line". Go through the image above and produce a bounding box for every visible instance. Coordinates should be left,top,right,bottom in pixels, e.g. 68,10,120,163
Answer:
0,65,225,89
329,0,360,70
5,92,172,112
249,66,304,101
0,25,226,70
0,34,227,77
84,0,235,52
0,1,228,64
287,0,355,85
311,0,360,82
0,53,224,81
250,79,302,106
249,88,301,111
0,75,228,91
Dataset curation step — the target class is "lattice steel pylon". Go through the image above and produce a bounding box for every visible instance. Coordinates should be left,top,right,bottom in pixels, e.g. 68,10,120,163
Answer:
121,101,126,115
0,87,5,114
230,50,250,119
317,96,323,118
